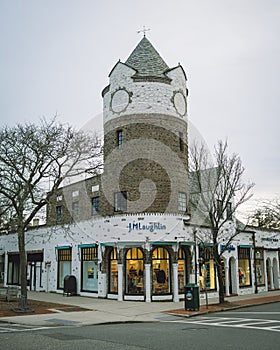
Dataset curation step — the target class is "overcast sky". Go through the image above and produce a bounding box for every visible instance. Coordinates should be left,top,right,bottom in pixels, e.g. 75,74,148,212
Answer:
1,0,279,212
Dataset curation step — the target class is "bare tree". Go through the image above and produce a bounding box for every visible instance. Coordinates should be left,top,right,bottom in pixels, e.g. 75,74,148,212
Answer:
0,118,102,311
250,198,280,230
189,140,254,304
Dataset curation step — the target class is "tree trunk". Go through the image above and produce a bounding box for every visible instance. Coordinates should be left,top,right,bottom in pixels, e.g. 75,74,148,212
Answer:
216,261,225,304
213,245,225,304
17,225,29,311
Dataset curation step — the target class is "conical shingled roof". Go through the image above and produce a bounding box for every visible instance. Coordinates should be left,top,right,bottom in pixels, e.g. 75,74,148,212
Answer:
125,36,170,80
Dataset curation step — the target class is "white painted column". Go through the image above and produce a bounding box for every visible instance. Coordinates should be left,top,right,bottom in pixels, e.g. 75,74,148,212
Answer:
4,252,8,286
145,263,151,302
236,259,240,295
225,262,230,296
117,263,123,301
269,265,274,289
173,263,179,302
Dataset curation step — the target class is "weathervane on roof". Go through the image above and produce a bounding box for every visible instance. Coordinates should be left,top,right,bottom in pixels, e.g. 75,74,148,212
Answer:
137,26,150,37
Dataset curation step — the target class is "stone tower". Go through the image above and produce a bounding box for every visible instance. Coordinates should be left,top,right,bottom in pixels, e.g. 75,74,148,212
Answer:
100,36,189,216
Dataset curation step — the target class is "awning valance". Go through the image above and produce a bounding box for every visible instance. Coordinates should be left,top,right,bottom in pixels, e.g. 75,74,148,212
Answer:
55,246,71,250
78,244,97,249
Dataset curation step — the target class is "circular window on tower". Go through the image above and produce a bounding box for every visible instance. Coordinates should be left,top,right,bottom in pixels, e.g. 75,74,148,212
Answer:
110,87,132,114
171,91,187,117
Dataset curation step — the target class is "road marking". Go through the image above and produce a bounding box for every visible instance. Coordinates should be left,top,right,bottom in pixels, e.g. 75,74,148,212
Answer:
165,316,280,333
0,325,63,333
218,312,280,314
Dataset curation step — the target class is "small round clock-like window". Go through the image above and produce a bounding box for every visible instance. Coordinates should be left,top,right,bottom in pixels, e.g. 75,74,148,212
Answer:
173,91,187,117
110,88,131,114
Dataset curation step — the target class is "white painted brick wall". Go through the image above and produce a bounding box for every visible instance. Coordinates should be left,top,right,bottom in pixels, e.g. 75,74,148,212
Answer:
103,62,188,124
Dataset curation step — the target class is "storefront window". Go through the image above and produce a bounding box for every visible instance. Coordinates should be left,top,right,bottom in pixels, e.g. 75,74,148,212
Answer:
7,254,20,285
125,248,144,295
178,248,188,293
81,246,98,292
199,246,216,291
109,248,118,294
238,247,252,287
255,248,264,285
57,248,72,289
152,247,171,294
0,254,4,283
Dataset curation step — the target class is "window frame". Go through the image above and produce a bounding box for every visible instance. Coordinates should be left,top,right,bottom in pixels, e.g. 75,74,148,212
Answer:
226,202,232,220
80,247,98,293
178,192,187,212
57,248,72,290
56,205,62,222
199,246,217,291
72,201,79,221
152,247,171,295
117,129,123,149
114,191,127,212
125,248,144,295
91,196,100,216
179,131,184,151
7,254,20,285
238,247,252,288
108,248,118,294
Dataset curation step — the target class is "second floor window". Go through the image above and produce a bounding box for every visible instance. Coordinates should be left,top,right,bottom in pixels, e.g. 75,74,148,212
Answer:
226,202,232,220
114,191,127,212
117,129,123,148
56,206,62,222
72,201,79,221
92,196,99,215
217,199,223,218
179,132,184,151
178,192,187,212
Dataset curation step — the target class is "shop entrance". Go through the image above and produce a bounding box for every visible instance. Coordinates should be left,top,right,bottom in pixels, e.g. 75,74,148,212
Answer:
27,252,43,291
266,258,272,289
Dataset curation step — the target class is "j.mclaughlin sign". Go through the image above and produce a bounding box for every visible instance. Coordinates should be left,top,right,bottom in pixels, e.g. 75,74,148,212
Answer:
128,222,167,233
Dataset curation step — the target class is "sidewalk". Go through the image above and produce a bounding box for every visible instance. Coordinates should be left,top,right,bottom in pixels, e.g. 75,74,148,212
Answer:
0,290,279,327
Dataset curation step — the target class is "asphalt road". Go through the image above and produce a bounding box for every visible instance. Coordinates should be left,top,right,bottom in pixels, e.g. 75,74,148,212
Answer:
0,302,279,350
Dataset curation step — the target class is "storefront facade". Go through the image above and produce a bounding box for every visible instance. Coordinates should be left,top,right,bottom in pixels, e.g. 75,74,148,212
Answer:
1,214,279,302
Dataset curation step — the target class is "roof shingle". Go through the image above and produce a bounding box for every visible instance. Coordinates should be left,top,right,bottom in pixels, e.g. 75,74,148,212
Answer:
125,36,169,79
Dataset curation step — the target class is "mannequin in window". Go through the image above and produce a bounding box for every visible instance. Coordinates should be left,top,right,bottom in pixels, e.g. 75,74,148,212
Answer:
156,265,166,284
238,269,243,283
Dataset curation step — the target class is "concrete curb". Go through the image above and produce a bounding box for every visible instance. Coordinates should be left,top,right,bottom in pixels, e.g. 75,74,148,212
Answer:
167,298,280,318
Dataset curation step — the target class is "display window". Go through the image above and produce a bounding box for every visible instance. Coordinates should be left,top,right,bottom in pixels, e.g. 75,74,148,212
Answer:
57,248,72,289
81,247,98,292
125,248,144,295
152,247,171,294
109,248,118,294
199,246,216,291
238,247,252,287
255,249,265,285
7,253,20,285
178,248,188,293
